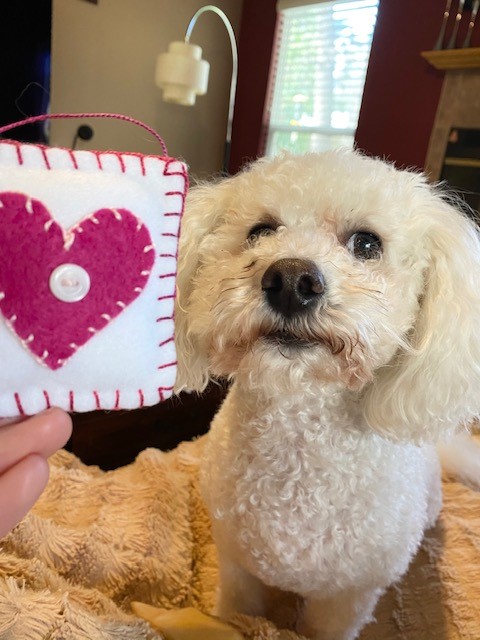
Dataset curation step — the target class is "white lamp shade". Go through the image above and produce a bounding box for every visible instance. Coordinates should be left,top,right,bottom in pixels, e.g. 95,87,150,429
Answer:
155,41,210,106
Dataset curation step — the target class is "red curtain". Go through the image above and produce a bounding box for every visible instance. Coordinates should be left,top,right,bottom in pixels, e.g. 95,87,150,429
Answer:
229,0,278,174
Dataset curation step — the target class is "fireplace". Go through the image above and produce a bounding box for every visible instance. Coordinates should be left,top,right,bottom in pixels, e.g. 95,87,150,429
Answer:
423,49,480,219
441,127,480,217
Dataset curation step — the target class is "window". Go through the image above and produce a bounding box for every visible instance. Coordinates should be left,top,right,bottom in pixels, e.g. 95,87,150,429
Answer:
264,0,379,157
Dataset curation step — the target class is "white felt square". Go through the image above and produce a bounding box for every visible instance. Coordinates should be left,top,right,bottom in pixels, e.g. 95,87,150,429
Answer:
0,140,188,416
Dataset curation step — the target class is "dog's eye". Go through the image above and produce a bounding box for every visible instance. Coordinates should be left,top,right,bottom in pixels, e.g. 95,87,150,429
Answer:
247,222,278,242
347,231,383,260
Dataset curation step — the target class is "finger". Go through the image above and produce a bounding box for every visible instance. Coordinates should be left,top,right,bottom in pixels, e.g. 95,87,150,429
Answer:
0,416,24,428
0,408,72,474
0,453,49,539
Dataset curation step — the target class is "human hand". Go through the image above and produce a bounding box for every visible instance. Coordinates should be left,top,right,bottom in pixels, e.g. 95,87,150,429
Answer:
0,408,72,538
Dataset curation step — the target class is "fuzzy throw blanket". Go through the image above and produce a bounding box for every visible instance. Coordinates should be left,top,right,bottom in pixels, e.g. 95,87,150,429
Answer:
0,435,479,640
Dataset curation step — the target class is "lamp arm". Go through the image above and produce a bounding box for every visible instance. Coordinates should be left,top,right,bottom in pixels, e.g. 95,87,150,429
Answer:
185,5,238,172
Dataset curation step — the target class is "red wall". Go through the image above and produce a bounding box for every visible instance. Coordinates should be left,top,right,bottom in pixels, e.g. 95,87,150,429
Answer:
231,0,478,174
355,0,446,169
229,0,277,174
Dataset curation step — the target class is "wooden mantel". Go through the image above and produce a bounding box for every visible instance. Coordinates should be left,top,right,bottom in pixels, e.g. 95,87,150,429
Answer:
421,47,480,70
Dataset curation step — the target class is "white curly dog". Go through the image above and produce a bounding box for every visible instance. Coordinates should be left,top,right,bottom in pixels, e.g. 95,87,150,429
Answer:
174,150,480,640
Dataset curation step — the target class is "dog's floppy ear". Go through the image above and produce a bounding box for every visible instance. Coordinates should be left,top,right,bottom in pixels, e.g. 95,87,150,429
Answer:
363,192,480,442
174,179,230,393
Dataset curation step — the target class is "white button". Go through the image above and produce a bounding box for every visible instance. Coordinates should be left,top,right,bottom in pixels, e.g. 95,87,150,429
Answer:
49,263,91,303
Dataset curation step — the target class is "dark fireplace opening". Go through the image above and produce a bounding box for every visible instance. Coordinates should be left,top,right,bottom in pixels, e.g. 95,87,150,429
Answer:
441,128,480,220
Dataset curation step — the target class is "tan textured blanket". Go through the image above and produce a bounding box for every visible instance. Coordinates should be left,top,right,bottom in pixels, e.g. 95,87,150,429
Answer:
0,436,479,640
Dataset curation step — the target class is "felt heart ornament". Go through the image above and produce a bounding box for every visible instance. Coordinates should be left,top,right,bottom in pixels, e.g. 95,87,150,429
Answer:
0,191,155,370
0,113,186,417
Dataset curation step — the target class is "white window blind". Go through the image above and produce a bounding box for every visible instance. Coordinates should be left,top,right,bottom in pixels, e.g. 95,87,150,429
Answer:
264,0,379,157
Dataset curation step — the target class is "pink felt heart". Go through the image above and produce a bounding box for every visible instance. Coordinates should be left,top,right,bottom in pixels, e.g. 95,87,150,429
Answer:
0,192,155,369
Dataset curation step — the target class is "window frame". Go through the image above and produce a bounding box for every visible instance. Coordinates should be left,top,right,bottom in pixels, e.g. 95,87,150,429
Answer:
261,0,379,157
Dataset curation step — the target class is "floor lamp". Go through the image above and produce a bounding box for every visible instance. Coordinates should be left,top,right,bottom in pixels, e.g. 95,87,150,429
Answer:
155,5,238,174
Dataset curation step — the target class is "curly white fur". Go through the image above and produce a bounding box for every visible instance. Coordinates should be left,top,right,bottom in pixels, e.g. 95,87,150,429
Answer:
174,150,480,640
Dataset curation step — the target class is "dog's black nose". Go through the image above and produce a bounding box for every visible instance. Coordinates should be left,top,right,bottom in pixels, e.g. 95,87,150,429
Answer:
261,258,325,317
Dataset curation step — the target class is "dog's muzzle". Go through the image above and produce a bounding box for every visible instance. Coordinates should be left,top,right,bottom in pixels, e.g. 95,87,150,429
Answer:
261,258,325,318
